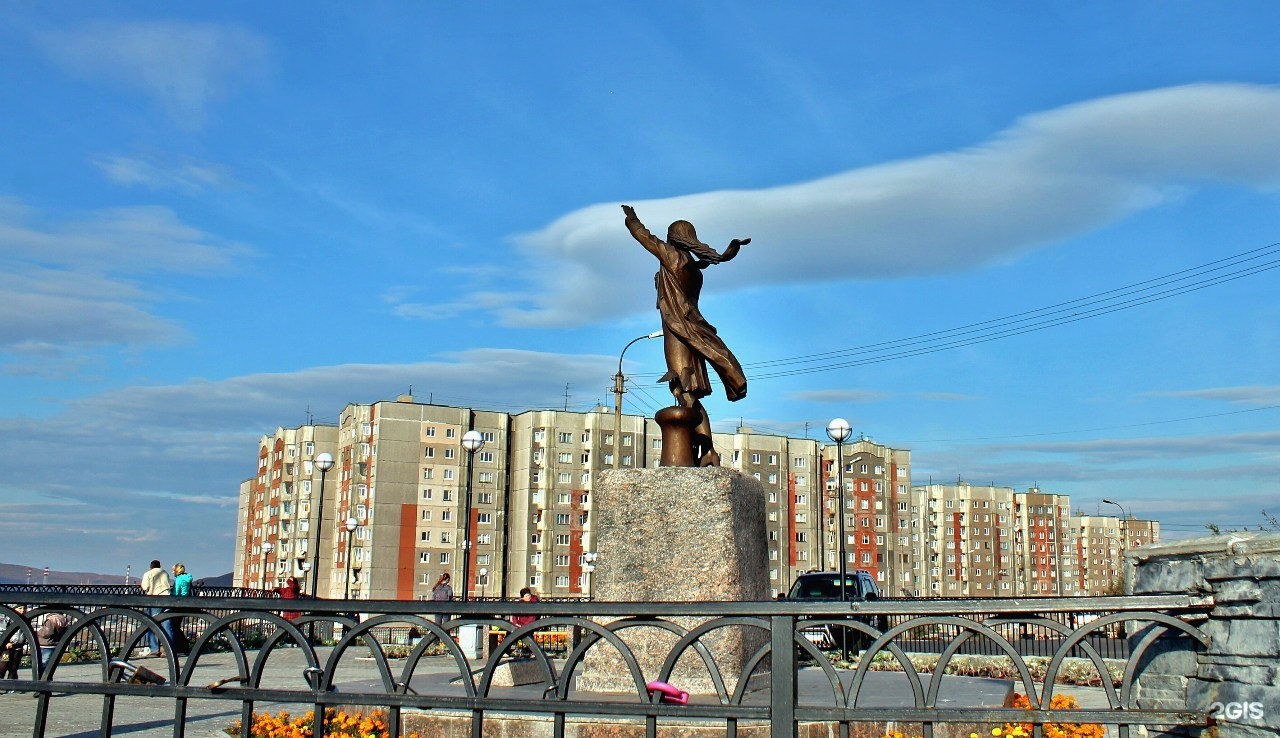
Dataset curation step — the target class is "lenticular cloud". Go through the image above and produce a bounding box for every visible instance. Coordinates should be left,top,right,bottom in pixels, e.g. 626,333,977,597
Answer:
502,83,1280,328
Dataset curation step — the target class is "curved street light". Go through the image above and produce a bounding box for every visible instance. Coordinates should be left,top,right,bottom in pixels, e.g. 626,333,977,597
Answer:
261,541,274,591
613,331,663,469
460,429,486,602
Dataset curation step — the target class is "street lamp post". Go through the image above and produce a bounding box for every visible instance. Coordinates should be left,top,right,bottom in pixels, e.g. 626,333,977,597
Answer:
343,517,358,600
478,567,488,600
613,331,663,469
826,418,853,602
309,452,335,598
460,430,486,603
1102,498,1131,593
262,541,274,591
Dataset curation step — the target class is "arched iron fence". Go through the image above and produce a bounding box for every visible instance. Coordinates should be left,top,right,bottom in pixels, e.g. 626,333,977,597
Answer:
0,592,1212,738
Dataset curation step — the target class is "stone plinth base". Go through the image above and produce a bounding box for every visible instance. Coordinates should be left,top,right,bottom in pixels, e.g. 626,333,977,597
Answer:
488,658,542,687
574,467,768,695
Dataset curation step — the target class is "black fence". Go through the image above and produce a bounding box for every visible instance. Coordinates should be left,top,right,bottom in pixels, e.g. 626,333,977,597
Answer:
0,592,1212,738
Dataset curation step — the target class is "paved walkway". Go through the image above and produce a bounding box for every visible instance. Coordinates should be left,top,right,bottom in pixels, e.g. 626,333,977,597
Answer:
0,647,1109,738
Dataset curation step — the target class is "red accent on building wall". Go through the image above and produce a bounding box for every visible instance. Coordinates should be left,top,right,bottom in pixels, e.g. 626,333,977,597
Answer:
568,491,584,594
397,503,417,599
849,481,878,580
952,513,963,581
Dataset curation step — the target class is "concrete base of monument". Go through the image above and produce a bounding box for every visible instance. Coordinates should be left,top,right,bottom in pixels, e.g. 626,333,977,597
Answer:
574,466,770,696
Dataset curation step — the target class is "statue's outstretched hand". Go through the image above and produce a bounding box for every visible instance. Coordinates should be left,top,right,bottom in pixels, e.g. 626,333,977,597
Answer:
730,238,751,248
622,204,637,219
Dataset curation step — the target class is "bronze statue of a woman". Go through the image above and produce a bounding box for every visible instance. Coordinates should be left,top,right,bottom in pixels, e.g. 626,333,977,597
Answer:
622,205,749,466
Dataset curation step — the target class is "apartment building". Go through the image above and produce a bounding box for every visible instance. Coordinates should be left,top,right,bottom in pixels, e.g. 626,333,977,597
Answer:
234,397,1156,600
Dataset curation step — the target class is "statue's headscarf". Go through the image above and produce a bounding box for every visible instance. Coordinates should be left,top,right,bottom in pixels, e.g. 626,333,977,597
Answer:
667,220,727,263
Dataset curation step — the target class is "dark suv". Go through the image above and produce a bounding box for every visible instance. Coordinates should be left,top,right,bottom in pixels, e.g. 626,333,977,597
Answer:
786,570,881,601
783,570,888,655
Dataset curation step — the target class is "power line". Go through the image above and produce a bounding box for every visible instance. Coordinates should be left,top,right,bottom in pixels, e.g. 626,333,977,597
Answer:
634,240,1280,381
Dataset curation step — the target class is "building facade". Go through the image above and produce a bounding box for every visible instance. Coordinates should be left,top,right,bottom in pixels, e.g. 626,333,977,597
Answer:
234,397,1156,600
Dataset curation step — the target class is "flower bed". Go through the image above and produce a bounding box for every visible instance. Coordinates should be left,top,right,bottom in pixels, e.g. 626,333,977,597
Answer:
226,708,420,738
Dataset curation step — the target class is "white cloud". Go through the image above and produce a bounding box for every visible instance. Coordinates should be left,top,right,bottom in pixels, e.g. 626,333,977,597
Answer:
35,20,270,129
789,389,893,404
490,83,1280,327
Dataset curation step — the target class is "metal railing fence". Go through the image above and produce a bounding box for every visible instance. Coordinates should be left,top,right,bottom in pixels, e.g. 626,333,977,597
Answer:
0,592,1212,738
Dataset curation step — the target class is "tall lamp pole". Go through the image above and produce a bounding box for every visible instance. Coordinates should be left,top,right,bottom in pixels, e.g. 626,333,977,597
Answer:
460,430,486,603
1102,498,1131,590
309,452,335,598
826,418,853,601
613,331,663,469
262,541,274,591
343,517,358,600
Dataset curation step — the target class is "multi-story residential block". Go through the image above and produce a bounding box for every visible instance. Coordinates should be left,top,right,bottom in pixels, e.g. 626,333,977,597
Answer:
234,397,1156,600
1068,515,1159,595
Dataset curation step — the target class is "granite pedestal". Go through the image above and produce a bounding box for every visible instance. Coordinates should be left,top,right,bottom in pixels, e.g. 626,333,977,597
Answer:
575,466,769,695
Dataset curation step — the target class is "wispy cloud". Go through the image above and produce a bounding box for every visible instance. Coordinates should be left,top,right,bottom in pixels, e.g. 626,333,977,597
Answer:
92,153,236,193
1148,385,1280,405
485,83,1280,327
789,389,893,404
34,19,271,129
0,199,252,358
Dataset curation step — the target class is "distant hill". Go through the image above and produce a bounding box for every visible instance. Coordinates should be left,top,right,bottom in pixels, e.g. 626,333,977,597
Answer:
0,563,234,587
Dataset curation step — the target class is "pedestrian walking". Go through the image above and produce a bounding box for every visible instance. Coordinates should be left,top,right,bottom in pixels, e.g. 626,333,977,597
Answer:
277,576,301,622
431,573,454,625
140,559,173,657
35,612,69,670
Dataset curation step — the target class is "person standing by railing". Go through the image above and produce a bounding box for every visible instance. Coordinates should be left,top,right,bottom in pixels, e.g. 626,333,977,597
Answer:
171,563,193,655
1,606,24,691
140,559,173,657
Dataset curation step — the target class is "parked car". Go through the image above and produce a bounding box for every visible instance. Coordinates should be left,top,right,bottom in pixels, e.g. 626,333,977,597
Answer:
781,569,889,655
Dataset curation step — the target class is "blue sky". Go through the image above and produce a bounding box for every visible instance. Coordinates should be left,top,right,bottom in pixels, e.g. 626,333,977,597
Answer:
1,3,1277,578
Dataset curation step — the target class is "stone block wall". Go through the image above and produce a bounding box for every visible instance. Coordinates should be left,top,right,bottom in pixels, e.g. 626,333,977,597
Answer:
1129,531,1280,737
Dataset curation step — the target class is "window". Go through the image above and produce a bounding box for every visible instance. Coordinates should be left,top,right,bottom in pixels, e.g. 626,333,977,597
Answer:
555,534,571,545
478,513,493,524
555,513,570,525
479,451,494,463
478,472,494,484
795,532,808,542
793,457,806,468
422,469,433,480
419,531,430,542
477,492,493,504
555,575,570,588
477,533,491,545
425,427,436,437
419,552,430,562
439,552,450,563
559,432,572,443
555,555,570,566
440,531,451,543
558,452,573,463
751,453,761,463
441,510,452,521
442,490,452,501
421,510,432,521
482,431,495,442
531,533,542,545
445,428,456,438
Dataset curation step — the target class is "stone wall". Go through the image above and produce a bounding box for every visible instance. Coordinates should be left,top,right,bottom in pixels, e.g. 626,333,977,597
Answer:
1129,531,1280,737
